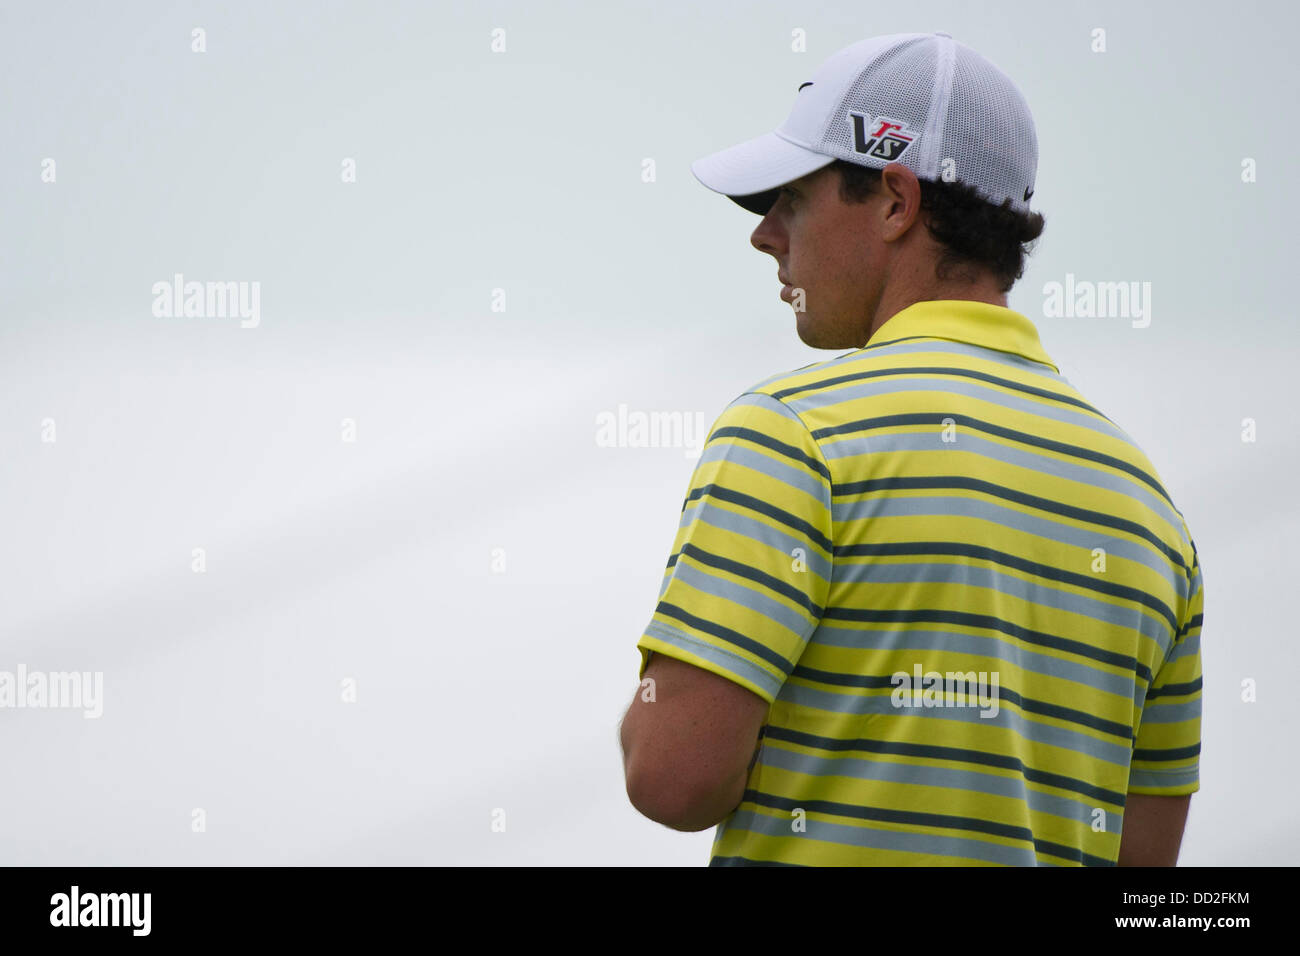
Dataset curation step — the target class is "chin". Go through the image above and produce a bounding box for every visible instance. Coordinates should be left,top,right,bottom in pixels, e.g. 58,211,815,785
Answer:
795,313,849,350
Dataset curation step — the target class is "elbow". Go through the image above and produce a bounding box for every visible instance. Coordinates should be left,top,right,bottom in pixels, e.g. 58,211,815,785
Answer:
624,764,727,832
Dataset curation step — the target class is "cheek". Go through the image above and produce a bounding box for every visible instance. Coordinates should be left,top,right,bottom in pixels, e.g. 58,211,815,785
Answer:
819,250,863,298
791,227,826,282
827,237,876,289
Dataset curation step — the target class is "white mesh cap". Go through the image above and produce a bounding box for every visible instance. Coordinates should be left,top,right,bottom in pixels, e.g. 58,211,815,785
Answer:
691,32,1038,216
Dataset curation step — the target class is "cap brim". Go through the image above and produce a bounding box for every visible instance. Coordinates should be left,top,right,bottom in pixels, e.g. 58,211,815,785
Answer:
691,130,836,215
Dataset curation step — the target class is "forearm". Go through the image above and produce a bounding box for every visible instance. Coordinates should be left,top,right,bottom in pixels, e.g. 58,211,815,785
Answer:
662,764,750,832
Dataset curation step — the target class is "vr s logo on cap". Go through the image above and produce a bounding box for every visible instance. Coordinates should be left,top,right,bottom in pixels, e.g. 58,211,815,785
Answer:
846,112,915,161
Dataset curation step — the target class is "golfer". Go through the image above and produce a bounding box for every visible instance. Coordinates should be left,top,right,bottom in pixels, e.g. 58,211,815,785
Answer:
619,32,1203,866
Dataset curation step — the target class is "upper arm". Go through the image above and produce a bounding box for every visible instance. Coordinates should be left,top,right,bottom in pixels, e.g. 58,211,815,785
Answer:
623,391,833,827
1130,545,1203,795
621,651,770,826
1121,541,1202,866
634,391,834,704
1117,793,1191,866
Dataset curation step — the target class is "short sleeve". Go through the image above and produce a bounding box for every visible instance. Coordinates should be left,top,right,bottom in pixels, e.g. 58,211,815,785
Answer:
1129,542,1204,795
635,391,834,705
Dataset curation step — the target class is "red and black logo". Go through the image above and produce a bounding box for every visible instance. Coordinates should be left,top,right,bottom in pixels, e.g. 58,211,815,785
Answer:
846,112,915,161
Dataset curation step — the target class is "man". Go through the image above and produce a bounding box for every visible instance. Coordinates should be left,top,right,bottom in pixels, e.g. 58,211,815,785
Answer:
619,32,1203,866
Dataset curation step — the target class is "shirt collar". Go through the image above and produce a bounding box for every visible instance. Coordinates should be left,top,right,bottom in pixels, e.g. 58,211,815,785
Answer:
864,299,1059,373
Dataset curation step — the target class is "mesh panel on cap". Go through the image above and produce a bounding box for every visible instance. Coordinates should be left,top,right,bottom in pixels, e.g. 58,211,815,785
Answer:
942,43,1038,211
819,35,941,177
813,34,1038,214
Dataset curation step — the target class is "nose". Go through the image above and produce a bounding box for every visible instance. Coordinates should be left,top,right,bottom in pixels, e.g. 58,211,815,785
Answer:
750,207,786,260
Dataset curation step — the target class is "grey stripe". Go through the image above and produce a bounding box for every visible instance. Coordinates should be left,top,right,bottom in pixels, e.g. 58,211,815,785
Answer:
662,556,816,639
776,682,1134,765
808,624,1136,699
1128,766,1197,790
763,339,1068,393
718,806,1040,865
822,427,1186,536
832,493,1187,604
758,741,1124,830
862,339,1069,381
729,390,800,416
1138,697,1200,724
692,439,827,504
1163,630,1201,663
671,503,833,582
828,559,1173,663
745,365,835,392
641,620,783,700
786,372,1122,450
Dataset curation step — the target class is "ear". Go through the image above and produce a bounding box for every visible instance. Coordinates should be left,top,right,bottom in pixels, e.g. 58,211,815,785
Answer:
877,163,923,242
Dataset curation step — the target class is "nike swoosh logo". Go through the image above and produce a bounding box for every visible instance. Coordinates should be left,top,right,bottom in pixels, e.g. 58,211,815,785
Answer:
1024,186,1034,201
798,82,814,91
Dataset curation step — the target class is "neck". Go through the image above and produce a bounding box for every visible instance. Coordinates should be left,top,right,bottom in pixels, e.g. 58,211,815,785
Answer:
862,277,1008,346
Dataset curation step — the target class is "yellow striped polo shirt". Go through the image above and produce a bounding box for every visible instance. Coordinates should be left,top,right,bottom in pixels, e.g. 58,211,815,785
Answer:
635,298,1204,866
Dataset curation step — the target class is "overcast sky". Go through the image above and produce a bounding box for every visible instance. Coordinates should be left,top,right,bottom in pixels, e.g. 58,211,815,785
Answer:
0,0,1294,865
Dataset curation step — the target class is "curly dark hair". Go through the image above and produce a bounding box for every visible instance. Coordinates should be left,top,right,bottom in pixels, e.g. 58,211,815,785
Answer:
832,159,1045,293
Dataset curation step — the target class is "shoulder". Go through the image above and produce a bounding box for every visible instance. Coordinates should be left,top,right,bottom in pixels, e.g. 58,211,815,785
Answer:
740,350,867,402
716,354,858,432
